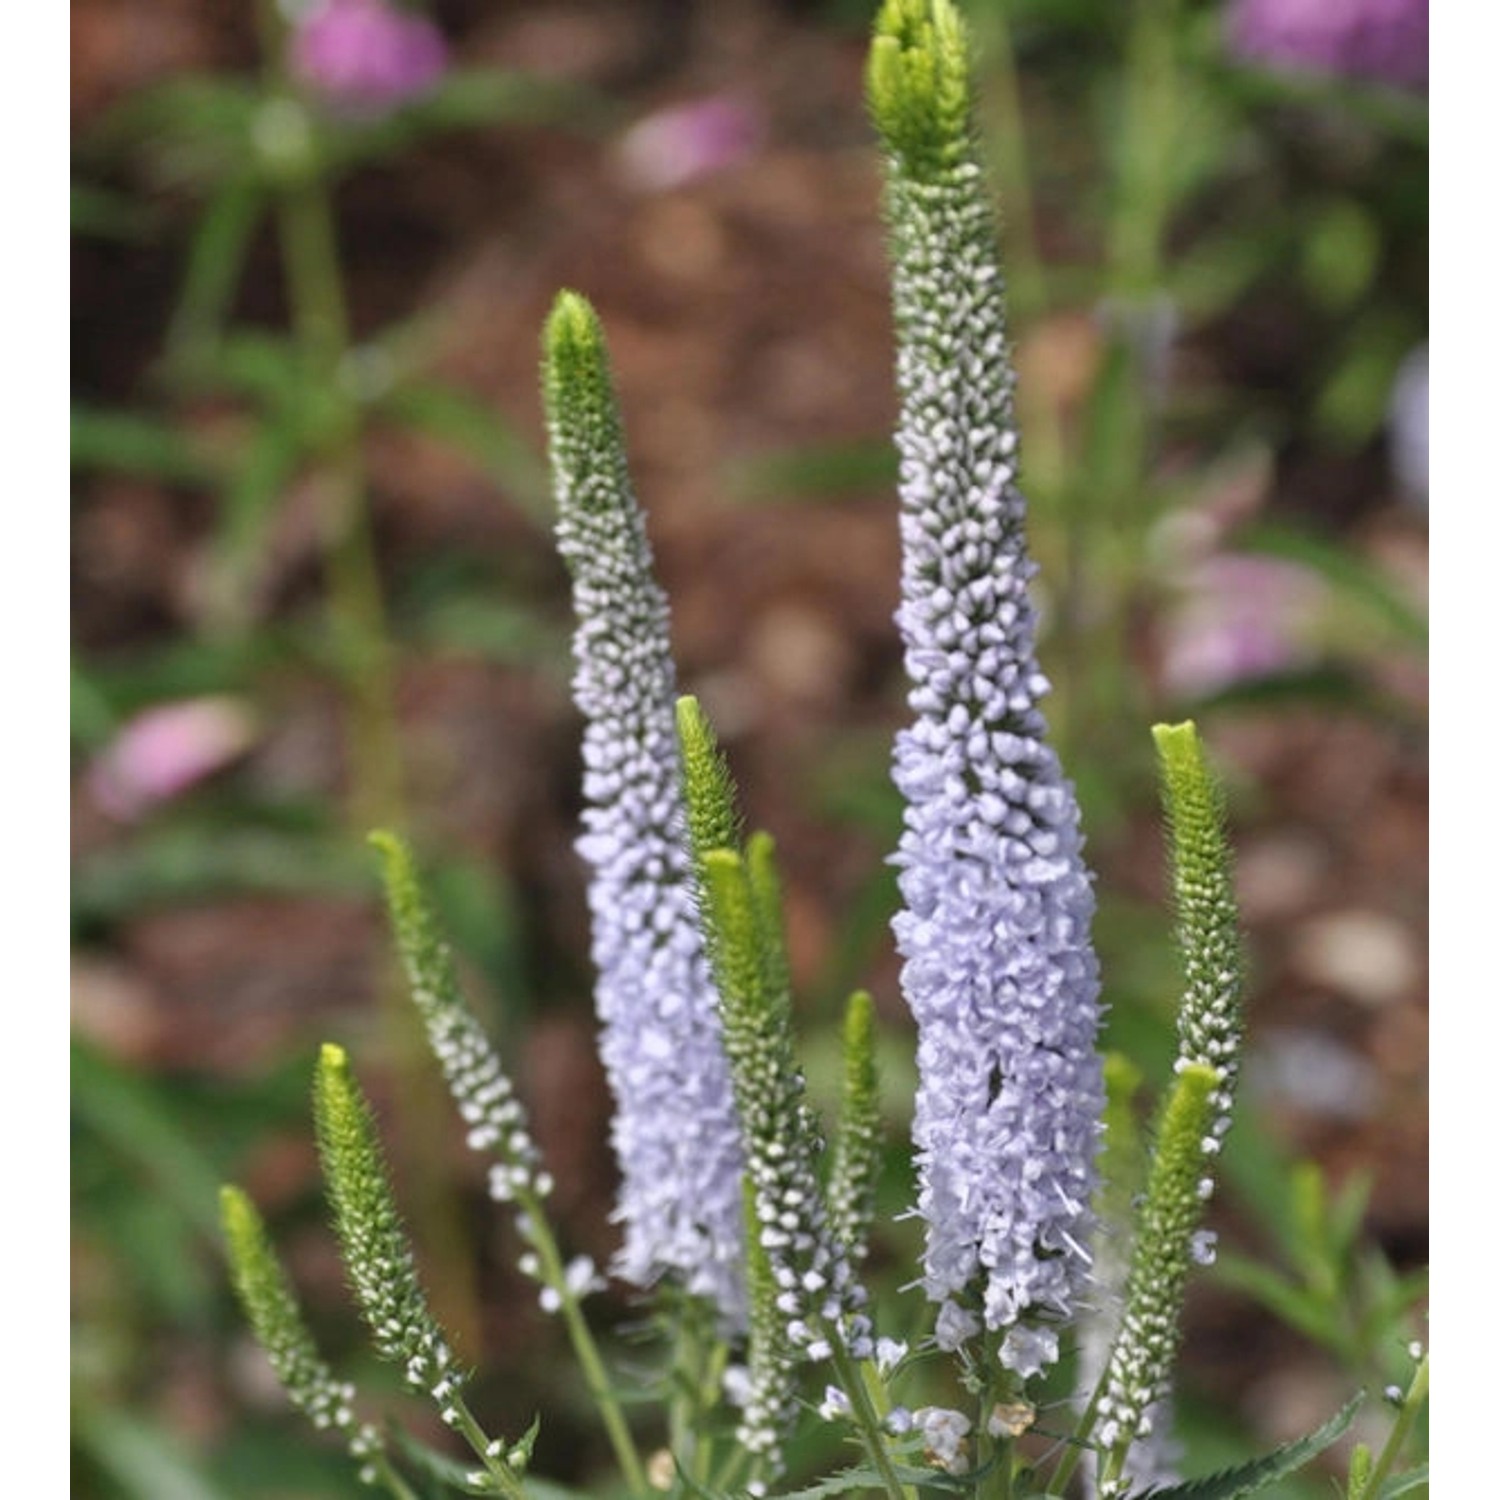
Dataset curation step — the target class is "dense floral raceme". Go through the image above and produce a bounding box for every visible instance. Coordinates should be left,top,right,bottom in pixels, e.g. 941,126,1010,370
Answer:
872,0,1104,1374
544,293,747,1328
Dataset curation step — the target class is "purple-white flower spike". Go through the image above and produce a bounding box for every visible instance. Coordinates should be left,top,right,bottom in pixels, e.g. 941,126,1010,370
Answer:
543,291,747,1329
869,0,1105,1374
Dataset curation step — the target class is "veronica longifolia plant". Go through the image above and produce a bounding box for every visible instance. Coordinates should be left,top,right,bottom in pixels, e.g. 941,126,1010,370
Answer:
220,4,1416,1498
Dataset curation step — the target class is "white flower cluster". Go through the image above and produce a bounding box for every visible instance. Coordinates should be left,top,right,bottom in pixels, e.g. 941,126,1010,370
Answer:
883,144,1103,1375
549,296,748,1327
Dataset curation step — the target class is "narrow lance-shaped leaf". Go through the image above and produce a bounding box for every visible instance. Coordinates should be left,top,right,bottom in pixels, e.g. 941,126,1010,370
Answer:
1133,1394,1363,1500
219,1185,386,1484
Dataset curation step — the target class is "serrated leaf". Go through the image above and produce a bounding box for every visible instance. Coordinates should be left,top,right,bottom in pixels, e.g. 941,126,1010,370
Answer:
774,1462,913,1500
1135,1393,1362,1500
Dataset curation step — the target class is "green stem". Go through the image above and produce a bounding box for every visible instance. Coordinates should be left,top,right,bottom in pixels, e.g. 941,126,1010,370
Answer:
828,1344,915,1500
516,1188,651,1496
267,70,480,1359
449,1393,529,1500
371,1453,423,1500
1362,1355,1428,1498
275,175,406,833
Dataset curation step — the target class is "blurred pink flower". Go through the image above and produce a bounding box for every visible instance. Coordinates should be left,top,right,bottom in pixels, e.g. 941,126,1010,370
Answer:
88,698,258,821
291,0,448,115
1224,0,1428,92
616,96,764,192
1159,553,1327,699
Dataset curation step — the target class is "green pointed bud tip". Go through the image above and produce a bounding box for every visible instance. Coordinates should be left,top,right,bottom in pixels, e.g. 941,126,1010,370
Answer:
366,828,406,870
676,694,742,859
1103,1051,1144,1101
543,289,608,396
1151,719,1204,772
675,693,707,749
545,289,601,358
702,847,745,882
367,829,420,918
220,1183,258,1246
1165,1062,1218,1131
745,830,779,879
320,1041,349,1074
843,989,874,1048
867,0,971,171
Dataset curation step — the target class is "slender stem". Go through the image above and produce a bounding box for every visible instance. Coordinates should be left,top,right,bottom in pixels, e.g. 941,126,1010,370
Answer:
828,1344,915,1500
449,1392,529,1500
516,1189,651,1496
268,87,482,1357
1046,1383,1102,1494
1362,1355,1428,1498
371,1453,423,1500
275,175,406,832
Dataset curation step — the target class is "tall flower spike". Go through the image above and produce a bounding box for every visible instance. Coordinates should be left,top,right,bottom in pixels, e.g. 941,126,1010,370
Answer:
219,1185,387,1487
871,0,1104,1372
544,291,746,1327
312,1044,464,1417
368,831,549,1209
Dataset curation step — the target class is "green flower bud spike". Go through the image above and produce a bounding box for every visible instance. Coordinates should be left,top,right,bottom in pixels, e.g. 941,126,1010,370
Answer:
675,695,874,1480
1153,720,1246,1144
1093,1064,1219,1495
1086,722,1247,1495
827,990,882,1267
867,0,973,180
368,832,549,1208
219,1185,399,1495
313,1044,528,1499
368,833,650,1496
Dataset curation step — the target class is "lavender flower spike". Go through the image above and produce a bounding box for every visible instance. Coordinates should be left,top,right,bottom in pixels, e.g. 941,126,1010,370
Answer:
870,0,1105,1374
544,291,747,1328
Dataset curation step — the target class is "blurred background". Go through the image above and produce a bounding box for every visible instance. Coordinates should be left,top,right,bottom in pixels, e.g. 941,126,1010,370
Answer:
71,0,1428,1494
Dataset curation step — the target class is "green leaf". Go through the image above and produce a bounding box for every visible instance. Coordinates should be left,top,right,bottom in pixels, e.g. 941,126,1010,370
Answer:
375,379,549,520
778,1462,945,1499
73,1403,238,1500
1135,1394,1362,1500
71,1038,224,1240
163,174,266,372
71,405,220,484
1238,522,1427,648
1375,1465,1429,1499
1211,1253,1344,1350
